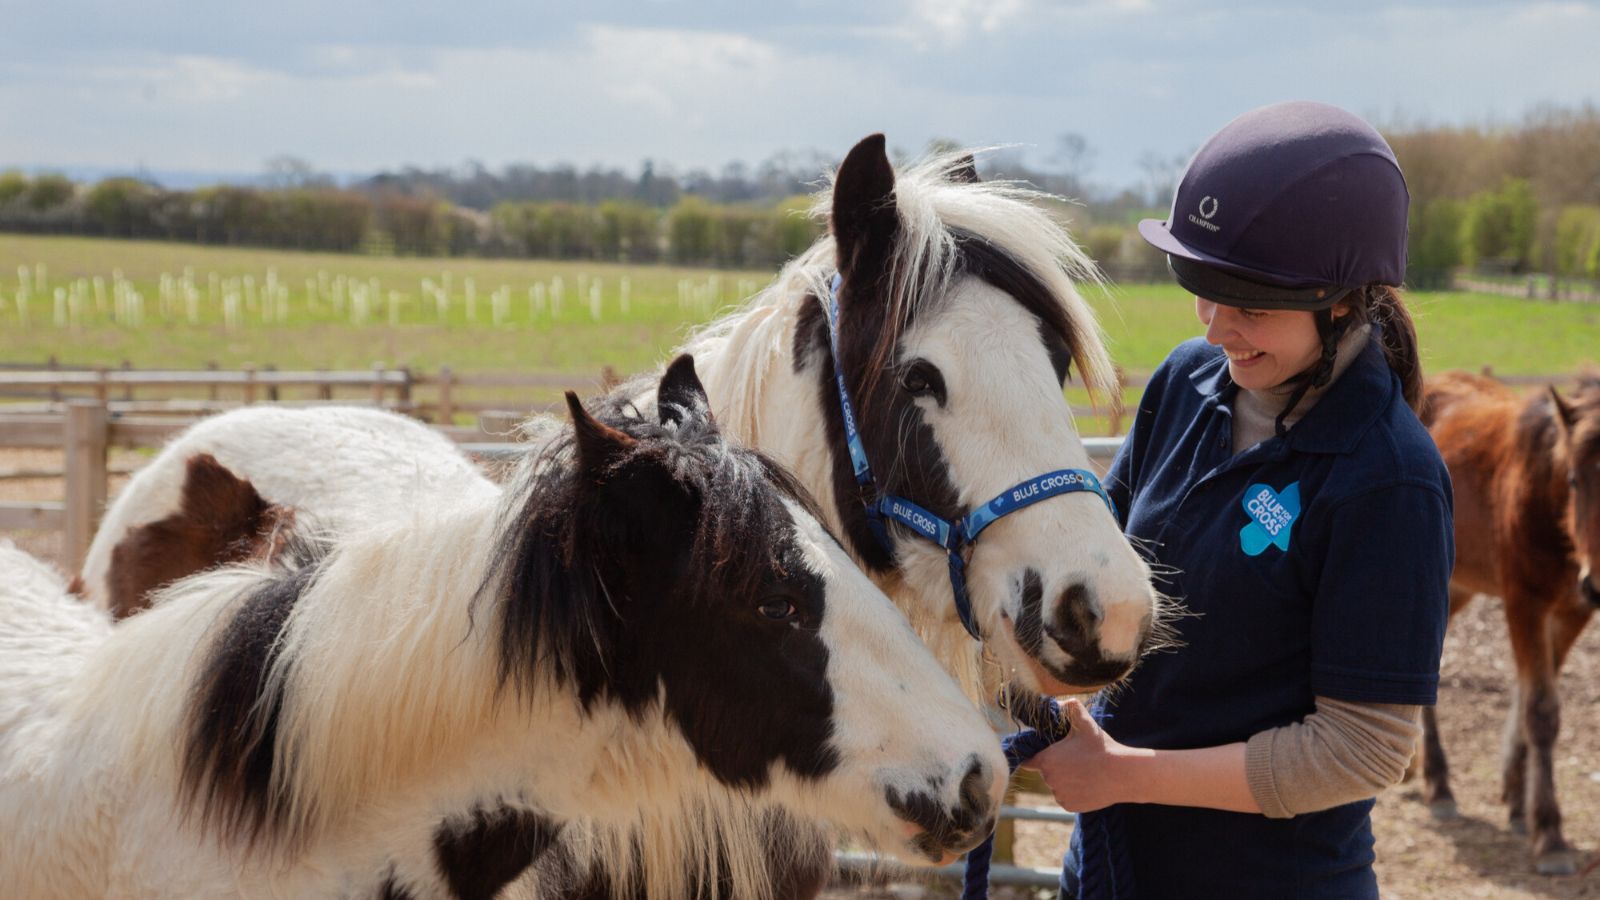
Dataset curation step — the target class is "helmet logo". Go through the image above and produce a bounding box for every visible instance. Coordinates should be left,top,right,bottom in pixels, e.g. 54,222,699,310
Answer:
1187,195,1222,233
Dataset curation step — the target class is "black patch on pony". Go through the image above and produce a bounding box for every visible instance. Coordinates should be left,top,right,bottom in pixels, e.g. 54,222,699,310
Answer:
180,534,327,850
485,355,840,789
531,810,832,900
433,805,561,900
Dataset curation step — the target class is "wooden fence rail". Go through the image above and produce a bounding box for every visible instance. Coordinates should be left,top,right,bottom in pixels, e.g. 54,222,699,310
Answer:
0,359,1580,572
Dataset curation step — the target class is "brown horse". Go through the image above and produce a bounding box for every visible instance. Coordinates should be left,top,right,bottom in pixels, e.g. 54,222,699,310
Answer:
1419,370,1600,875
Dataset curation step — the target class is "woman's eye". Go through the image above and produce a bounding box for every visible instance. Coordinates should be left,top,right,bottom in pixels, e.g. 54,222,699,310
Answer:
758,598,797,620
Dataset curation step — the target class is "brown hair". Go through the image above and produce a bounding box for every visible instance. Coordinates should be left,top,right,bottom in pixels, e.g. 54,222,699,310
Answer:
1336,284,1423,412
1279,284,1424,435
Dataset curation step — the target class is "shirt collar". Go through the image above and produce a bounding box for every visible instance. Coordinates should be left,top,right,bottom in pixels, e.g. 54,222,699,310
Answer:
1188,329,1395,455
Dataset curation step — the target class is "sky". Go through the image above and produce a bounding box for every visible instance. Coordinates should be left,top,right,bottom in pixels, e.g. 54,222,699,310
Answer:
3,0,1597,192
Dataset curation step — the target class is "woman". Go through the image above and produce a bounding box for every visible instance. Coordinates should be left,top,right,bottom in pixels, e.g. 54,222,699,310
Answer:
1024,101,1453,899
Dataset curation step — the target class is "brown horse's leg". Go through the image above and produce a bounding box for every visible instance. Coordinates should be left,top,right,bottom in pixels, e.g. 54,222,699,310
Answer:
1421,586,1473,819
1499,681,1527,830
1503,594,1579,874
1420,705,1456,818
1549,597,1595,672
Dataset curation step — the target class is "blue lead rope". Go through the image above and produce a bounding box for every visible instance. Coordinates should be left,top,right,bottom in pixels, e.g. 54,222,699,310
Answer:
961,697,1131,900
823,274,1117,640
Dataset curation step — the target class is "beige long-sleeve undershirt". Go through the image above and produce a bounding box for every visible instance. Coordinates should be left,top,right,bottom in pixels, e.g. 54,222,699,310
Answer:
1246,698,1421,818
1229,321,1423,817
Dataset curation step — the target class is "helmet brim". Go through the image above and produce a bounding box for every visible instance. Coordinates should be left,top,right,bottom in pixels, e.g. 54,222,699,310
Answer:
1168,256,1354,311
1138,218,1353,310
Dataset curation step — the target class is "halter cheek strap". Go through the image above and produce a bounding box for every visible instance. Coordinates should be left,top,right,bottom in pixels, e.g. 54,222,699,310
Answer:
824,273,1117,641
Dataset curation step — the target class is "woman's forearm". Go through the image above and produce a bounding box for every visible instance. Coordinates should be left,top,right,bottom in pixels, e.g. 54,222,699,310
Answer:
1110,741,1262,814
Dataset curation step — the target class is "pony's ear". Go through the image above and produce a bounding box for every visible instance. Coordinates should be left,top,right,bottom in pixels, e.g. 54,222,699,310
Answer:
1549,385,1578,442
566,391,635,475
947,154,981,184
658,354,712,428
831,133,900,290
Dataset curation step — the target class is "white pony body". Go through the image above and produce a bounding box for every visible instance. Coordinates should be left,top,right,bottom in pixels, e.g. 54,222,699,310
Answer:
4,367,1005,899
79,405,497,615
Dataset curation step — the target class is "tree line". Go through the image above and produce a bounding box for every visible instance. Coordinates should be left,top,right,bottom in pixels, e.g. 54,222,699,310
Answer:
0,172,824,268
3,104,1596,281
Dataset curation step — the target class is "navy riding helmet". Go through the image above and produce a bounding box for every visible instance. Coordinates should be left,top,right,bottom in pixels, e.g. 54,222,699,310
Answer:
1139,100,1410,310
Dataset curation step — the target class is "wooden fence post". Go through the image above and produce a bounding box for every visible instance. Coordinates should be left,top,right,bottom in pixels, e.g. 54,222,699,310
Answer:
371,362,386,406
243,364,257,404
438,366,455,425
63,399,108,573
206,361,220,401
265,363,280,402
397,366,413,413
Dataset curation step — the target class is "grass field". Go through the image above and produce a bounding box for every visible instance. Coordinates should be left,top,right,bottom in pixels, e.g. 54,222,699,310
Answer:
3,233,1598,384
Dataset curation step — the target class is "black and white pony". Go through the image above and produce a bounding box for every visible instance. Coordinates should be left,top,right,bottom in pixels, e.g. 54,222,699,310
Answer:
0,359,1005,899
516,135,1169,898
642,134,1163,700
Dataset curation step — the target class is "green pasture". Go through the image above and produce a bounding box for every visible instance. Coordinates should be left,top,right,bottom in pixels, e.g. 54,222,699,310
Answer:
2,235,1597,420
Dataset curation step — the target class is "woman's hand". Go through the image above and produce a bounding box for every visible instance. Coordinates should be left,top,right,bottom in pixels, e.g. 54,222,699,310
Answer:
1019,699,1262,814
1018,698,1136,813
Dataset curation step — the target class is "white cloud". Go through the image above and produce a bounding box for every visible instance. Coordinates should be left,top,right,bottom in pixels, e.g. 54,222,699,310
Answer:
905,0,1031,44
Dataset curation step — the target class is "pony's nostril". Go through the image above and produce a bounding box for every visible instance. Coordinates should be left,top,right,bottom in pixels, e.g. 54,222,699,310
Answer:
1049,581,1100,651
958,755,991,815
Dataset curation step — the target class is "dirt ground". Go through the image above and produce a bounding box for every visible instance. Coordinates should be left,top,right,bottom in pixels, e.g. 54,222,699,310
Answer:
4,447,1597,898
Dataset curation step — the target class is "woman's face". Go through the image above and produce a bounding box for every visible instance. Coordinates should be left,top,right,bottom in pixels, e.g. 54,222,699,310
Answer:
1194,296,1322,391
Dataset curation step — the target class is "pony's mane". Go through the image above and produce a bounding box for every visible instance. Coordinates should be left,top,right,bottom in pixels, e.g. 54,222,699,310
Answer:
486,396,824,708
684,146,1117,429
1567,370,1600,447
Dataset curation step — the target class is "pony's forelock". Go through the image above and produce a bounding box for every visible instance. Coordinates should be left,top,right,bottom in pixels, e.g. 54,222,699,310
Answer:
809,145,1118,409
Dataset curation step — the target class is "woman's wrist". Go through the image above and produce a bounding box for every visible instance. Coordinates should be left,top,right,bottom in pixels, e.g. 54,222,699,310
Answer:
1108,742,1258,813
1105,742,1157,804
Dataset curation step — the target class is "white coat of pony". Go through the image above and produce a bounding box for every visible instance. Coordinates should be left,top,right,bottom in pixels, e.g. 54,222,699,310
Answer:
0,370,1005,899
79,405,498,614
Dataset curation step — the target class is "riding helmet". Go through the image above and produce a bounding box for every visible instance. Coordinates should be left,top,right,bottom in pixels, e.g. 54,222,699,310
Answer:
1139,100,1410,309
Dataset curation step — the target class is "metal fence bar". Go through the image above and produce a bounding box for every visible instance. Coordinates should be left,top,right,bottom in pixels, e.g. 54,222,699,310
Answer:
0,502,64,530
833,850,1064,889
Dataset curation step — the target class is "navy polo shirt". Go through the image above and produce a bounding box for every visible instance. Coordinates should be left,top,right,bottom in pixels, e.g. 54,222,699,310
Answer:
1067,334,1453,899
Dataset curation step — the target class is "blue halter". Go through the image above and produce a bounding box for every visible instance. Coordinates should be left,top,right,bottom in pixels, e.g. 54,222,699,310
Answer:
823,273,1117,640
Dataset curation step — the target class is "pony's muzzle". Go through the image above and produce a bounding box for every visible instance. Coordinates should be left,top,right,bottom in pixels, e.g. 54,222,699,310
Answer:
882,754,1002,862
1046,581,1148,687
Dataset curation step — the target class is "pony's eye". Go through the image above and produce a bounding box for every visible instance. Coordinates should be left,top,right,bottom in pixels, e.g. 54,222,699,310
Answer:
757,597,797,621
899,360,945,402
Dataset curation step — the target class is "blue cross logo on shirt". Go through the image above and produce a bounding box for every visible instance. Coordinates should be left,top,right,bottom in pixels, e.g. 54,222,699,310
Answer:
1239,481,1301,556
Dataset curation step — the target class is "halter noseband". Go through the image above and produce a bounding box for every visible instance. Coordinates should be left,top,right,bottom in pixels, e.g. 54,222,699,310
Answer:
822,273,1117,641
